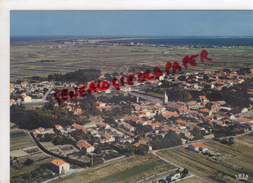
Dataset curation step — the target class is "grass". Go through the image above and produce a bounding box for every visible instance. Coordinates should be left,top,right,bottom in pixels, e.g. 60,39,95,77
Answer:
177,176,209,183
169,147,239,178
92,159,171,183
205,140,253,158
52,154,175,183
246,132,253,137
10,39,253,82
10,131,36,151
10,157,54,179
157,139,253,183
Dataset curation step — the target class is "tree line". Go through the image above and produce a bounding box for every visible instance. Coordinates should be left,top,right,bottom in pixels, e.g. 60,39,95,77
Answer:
150,131,181,150
47,69,101,84
10,101,87,130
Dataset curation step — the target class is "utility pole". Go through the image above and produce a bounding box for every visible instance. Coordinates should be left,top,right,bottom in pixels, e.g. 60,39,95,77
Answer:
91,153,93,166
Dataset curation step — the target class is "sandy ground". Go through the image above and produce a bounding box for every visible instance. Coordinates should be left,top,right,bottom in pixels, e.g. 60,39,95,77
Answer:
10,149,29,158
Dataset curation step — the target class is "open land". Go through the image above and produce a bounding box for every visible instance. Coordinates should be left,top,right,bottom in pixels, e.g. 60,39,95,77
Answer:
177,176,209,183
10,129,36,151
10,38,253,183
156,135,253,183
10,38,253,82
51,154,175,183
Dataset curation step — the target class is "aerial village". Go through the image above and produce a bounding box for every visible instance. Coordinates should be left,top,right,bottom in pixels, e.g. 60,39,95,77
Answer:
10,67,253,178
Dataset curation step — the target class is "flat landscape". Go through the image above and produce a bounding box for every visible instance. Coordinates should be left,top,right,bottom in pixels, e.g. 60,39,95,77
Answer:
9,38,253,183
52,154,175,183
10,38,253,82
177,177,209,183
156,134,253,183
10,129,36,151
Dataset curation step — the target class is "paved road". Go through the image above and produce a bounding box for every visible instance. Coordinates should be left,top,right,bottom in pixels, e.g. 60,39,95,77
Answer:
145,174,194,183
135,168,178,183
42,168,85,183
103,155,126,163
42,88,52,101
147,138,218,183
151,151,217,183
126,91,163,104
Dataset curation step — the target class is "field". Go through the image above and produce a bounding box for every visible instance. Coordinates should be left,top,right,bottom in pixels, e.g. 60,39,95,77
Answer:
52,154,175,183
10,156,53,177
10,38,253,82
157,138,253,183
178,176,209,183
10,129,36,151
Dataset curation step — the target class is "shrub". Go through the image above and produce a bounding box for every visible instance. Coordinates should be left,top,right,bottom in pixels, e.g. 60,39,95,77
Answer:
220,139,228,144
23,158,34,165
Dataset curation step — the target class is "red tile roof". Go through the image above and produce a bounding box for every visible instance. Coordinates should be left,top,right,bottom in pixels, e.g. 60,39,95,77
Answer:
55,125,63,131
77,140,94,149
133,141,145,148
51,159,68,167
191,143,207,149
98,122,106,127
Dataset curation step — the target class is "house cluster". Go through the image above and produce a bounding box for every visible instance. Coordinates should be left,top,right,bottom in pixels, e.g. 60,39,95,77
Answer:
25,68,253,159
165,70,249,92
10,81,55,106
60,101,83,115
51,85,252,153
101,68,253,93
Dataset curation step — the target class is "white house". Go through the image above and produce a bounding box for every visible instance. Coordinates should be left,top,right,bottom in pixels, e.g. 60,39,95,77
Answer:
22,95,32,103
120,138,134,143
188,143,208,153
21,82,28,87
76,140,95,153
181,138,187,144
50,159,70,174
55,125,64,133
100,134,115,143
122,123,135,132
96,101,106,107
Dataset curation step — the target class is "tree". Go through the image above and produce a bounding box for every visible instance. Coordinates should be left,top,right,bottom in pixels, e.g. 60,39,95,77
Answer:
203,74,209,81
220,138,228,144
229,137,234,145
23,158,34,165
104,73,112,81
112,72,118,78
134,144,149,155
94,146,102,154
178,75,186,81
182,168,188,174
154,113,166,122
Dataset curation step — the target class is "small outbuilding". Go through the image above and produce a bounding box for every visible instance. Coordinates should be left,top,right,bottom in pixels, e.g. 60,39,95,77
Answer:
50,159,70,174
188,143,208,153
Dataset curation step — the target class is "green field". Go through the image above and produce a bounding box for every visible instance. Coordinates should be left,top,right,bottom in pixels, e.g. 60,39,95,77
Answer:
10,38,253,82
178,176,209,183
92,159,171,183
52,154,175,183
158,139,253,183
10,130,36,151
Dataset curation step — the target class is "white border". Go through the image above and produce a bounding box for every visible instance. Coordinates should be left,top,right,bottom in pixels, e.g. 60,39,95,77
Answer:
1,1,253,183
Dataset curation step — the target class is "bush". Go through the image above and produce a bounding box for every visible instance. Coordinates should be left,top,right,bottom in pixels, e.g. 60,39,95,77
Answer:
220,139,228,144
40,163,50,169
23,158,34,165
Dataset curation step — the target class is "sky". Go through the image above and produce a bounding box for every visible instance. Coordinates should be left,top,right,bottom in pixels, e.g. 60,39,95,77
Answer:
10,11,253,37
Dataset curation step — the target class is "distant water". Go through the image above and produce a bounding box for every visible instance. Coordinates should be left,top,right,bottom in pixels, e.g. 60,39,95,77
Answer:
10,36,253,46
102,38,253,46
